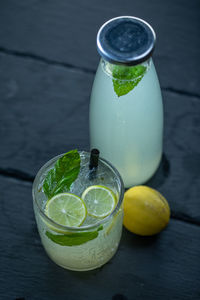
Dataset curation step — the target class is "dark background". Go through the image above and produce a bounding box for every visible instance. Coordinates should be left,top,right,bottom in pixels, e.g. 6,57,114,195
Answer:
0,1,200,299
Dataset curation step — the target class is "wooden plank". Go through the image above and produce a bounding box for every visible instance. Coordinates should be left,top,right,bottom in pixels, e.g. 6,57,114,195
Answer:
0,53,200,223
148,90,200,224
0,0,199,95
0,52,91,173
0,176,199,300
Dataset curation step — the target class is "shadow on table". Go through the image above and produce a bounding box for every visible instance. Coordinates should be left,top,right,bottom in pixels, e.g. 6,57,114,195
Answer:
121,226,160,248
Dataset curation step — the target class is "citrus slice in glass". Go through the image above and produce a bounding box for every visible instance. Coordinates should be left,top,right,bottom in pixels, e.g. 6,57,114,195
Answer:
81,185,116,218
45,193,87,227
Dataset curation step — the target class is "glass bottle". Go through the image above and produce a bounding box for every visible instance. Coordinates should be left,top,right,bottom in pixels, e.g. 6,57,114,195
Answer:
89,16,163,188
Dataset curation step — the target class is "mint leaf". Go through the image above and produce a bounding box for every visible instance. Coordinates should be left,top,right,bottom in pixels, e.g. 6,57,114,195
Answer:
112,65,147,97
45,226,103,246
43,149,80,199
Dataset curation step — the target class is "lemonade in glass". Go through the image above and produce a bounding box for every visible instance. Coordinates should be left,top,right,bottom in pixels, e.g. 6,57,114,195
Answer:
32,150,124,271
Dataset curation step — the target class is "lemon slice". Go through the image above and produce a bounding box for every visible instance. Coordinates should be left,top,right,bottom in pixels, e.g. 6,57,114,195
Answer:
81,185,116,218
45,193,87,227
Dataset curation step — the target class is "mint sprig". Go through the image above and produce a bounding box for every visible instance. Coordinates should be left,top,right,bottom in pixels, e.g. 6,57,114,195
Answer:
45,225,103,246
112,64,147,97
43,149,80,199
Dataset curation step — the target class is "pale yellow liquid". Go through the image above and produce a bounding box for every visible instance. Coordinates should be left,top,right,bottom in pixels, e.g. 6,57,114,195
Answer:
34,203,123,271
90,59,163,187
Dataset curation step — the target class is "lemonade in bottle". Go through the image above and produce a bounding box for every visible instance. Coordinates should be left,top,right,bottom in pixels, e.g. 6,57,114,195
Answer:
32,150,124,271
90,16,163,188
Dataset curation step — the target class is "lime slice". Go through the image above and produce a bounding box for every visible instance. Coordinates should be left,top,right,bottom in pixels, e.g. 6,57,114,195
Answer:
81,185,116,218
45,193,87,227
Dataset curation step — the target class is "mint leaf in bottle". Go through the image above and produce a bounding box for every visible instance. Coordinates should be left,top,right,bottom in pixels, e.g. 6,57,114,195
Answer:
112,64,147,97
43,149,80,199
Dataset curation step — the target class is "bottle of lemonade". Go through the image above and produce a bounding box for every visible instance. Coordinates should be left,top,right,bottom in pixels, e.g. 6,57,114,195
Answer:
89,16,163,188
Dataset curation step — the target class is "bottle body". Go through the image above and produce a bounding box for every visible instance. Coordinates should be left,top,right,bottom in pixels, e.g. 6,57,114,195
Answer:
89,59,163,188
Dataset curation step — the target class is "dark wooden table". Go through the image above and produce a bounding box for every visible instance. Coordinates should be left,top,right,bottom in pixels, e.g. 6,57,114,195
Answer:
0,1,200,299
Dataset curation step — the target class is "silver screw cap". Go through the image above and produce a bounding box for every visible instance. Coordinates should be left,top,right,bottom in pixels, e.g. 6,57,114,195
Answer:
97,16,156,66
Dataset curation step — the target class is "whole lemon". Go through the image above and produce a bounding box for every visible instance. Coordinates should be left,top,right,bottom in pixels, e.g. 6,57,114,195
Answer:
123,186,170,236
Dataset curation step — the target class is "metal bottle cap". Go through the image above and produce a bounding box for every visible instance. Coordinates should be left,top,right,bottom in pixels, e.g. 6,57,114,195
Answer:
97,16,156,66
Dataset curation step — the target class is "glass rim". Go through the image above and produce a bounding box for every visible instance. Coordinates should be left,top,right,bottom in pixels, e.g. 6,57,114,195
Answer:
32,151,124,232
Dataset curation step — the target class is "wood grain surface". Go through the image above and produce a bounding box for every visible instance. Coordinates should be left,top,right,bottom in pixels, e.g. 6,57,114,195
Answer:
0,0,200,299
1,176,200,300
0,0,199,95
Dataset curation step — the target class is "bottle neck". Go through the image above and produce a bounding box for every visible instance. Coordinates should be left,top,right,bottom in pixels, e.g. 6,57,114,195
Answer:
101,58,151,81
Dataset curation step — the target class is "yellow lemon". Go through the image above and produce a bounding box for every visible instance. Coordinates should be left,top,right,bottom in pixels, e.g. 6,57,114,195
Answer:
123,186,170,236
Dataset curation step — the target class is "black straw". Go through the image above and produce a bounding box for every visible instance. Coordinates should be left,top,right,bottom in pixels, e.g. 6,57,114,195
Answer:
89,149,100,180
89,149,100,170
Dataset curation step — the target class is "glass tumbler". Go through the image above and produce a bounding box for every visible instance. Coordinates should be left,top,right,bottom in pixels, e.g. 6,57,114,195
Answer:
32,151,124,271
